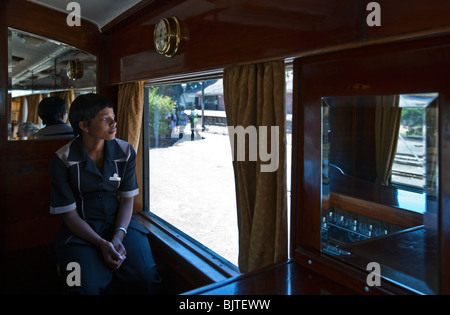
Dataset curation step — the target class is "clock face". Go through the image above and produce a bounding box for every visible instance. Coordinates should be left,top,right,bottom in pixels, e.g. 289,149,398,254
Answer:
154,19,168,53
154,16,181,57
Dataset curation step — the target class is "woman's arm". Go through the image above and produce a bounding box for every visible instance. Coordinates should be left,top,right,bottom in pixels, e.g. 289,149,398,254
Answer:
111,143,138,255
110,197,134,255
114,197,134,236
62,209,125,269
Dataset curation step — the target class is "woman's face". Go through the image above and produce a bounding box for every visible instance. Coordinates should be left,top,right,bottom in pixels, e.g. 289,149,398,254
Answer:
85,107,117,141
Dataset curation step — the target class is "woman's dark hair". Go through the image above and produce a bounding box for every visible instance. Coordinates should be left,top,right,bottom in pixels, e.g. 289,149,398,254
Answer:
38,96,67,125
69,93,114,136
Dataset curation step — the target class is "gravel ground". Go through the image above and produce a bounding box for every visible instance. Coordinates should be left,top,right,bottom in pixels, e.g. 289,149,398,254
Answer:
149,124,293,267
149,125,239,266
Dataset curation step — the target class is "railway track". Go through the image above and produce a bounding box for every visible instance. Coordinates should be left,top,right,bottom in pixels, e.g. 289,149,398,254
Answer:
392,153,425,182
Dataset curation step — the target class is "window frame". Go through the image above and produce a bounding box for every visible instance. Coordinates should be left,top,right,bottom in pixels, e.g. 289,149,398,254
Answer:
390,100,427,191
140,70,241,281
138,64,294,283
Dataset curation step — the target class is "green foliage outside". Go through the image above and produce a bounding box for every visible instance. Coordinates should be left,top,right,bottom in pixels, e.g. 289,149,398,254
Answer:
400,108,424,136
148,87,176,147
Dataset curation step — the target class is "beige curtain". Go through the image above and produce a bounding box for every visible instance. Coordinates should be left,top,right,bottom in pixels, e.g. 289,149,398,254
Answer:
117,82,145,213
26,94,42,126
223,61,287,273
60,90,75,123
117,82,144,151
375,95,401,185
18,97,27,123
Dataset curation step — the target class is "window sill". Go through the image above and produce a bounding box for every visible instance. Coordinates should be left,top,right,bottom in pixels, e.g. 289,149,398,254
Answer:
134,211,240,287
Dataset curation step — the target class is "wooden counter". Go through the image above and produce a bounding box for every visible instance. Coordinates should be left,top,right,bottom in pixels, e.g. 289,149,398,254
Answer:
183,260,356,295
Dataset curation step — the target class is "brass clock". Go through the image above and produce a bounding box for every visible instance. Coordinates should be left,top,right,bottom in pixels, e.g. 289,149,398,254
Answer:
154,16,181,57
66,59,84,80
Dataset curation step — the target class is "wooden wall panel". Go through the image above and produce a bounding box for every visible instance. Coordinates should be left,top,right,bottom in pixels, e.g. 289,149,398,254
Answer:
107,0,361,83
1,0,450,292
363,0,450,40
4,158,52,221
6,0,99,54
106,0,450,85
293,34,450,293
4,217,61,252
0,139,70,252
0,0,100,252
0,0,8,251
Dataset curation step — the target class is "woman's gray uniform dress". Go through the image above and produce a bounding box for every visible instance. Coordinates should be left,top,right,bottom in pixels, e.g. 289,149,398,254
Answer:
49,136,160,294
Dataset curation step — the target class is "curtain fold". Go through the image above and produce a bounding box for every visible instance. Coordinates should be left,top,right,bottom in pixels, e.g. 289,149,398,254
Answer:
18,97,27,123
117,81,144,151
59,90,75,123
26,94,42,126
117,82,145,213
374,95,401,185
223,61,287,273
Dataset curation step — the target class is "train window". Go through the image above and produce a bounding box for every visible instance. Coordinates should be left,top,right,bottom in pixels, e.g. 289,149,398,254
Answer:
145,78,239,266
391,95,434,190
8,28,96,141
145,67,293,268
321,93,439,294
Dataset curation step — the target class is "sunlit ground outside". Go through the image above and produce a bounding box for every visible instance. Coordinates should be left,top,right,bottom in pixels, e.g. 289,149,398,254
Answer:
149,125,239,266
150,121,292,268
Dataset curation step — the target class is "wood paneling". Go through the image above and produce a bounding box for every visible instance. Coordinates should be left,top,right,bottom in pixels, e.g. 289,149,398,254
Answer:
363,0,450,40
293,34,450,293
1,0,450,294
184,260,356,295
107,0,360,83
0,0,100,253
6,0,99,54
105,0,450,85
1,139,70,251
329,192,423,228
1,244,61,294
0,1,7,254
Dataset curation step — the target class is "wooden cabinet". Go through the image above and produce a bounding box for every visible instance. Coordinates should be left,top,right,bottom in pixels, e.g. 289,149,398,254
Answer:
292,34,450,294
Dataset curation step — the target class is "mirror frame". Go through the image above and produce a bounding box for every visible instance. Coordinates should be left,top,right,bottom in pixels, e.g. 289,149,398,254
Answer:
292,34,450,294
7,27,97,141
320,93,439,294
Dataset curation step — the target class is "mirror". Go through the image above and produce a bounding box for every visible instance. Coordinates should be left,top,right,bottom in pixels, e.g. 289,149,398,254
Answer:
321,93,439,294
8,28,96,140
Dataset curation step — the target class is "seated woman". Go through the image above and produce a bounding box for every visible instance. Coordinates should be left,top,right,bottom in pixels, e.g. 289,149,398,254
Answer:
49,93,160,294
34,96,74,139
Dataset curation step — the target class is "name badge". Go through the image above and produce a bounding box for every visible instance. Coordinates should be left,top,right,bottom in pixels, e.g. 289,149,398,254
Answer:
109,173,121,182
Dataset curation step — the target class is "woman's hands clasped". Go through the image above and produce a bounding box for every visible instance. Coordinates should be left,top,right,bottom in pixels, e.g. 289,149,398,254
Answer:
99,237,127,270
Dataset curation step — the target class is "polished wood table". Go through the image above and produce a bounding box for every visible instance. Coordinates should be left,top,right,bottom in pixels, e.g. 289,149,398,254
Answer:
183,260,355,295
